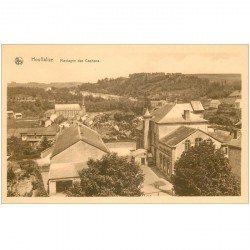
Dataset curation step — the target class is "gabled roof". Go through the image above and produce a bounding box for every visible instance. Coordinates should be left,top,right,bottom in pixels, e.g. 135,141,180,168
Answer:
208,130,233,143
190,101,204,111
160,126,197,147
79,125,109,153
151,103,175,122
152,103,207,124
55,104,81,111
51,125,109,158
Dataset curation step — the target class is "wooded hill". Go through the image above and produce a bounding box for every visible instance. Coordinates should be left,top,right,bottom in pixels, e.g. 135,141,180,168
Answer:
77,73,241,101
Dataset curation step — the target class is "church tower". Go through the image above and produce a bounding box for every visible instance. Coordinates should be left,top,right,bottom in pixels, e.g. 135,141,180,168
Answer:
143,108,152,150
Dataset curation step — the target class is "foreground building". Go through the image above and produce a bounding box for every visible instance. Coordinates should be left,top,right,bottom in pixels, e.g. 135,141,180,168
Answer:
136,101,224,179
47,125,109,195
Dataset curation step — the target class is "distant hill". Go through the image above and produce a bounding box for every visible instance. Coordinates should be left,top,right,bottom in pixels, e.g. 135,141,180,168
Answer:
8,82,85,89
78,73,241,101
189,74,241,84
8,73,241,101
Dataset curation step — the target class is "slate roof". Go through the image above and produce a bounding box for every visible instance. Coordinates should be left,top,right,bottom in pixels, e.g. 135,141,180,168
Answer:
20,126,57,135
55,104,81,111
151,103,175,122
190,101,204,111
79,125,109,153
51,124,109,158
160,126,197,147
150,102,207,124
208,130,233,143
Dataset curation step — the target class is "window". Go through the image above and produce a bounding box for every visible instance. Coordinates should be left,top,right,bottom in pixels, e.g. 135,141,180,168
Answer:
185,140,191,151
195,137,202,147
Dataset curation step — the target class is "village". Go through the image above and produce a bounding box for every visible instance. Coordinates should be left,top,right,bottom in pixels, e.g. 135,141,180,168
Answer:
7,82,242,197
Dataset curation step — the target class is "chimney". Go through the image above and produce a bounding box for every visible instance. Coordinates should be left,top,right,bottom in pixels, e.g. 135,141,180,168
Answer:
184,110,190,120
233,129,238,139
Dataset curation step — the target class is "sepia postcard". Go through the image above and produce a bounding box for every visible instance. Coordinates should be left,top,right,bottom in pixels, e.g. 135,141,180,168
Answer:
1,44,248,204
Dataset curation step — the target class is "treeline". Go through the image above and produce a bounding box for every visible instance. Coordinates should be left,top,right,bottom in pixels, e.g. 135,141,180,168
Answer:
78,73,241,101
85,96,147,115
7,87,82,117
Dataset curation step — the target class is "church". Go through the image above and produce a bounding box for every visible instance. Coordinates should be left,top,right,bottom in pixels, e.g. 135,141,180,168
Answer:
54,98,86,118
136,101,224,179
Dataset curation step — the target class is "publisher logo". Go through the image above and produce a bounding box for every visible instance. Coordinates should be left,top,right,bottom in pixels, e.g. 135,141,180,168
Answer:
15,57,23,65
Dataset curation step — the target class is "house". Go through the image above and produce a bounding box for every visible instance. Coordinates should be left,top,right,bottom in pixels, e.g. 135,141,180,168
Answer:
20,126,57,145
40,117,52,127
47,125,109,195
7,110,14,119
14,113,22,119
210,99,221,109
59,121,71,129
131,149,147,165
228,90,241,99
228,131,241,179
135,101,224,178
208,129,234,155
49,113,58,122
54,98,86,118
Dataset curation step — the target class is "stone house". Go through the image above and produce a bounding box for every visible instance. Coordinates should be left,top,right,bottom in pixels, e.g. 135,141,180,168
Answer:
47,125,109,195
136,101,224,179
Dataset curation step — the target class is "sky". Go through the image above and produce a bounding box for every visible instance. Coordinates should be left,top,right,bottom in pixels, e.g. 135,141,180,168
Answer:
2,45,248,84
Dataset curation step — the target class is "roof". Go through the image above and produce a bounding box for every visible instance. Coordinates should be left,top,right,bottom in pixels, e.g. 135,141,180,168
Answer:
152,103,207,124
131,149,147,157
55,104,81,111
160,126,197,147
151,103,175,122
229,90,241,97
228,137,241,149
210,99,221,104
51,125,109,158
79,125,109,153
20,126,57,135
143,108,152,118
208,130,233,143
190,101,204,111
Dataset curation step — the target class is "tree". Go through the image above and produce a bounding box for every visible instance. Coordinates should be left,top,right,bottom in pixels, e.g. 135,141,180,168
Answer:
172,141,240,196
67,153,144,197
39,136,52,152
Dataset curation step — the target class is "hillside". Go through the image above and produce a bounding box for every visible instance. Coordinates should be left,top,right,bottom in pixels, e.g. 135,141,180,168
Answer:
77,73,241,101
8,82,85,89
8,73,241,101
